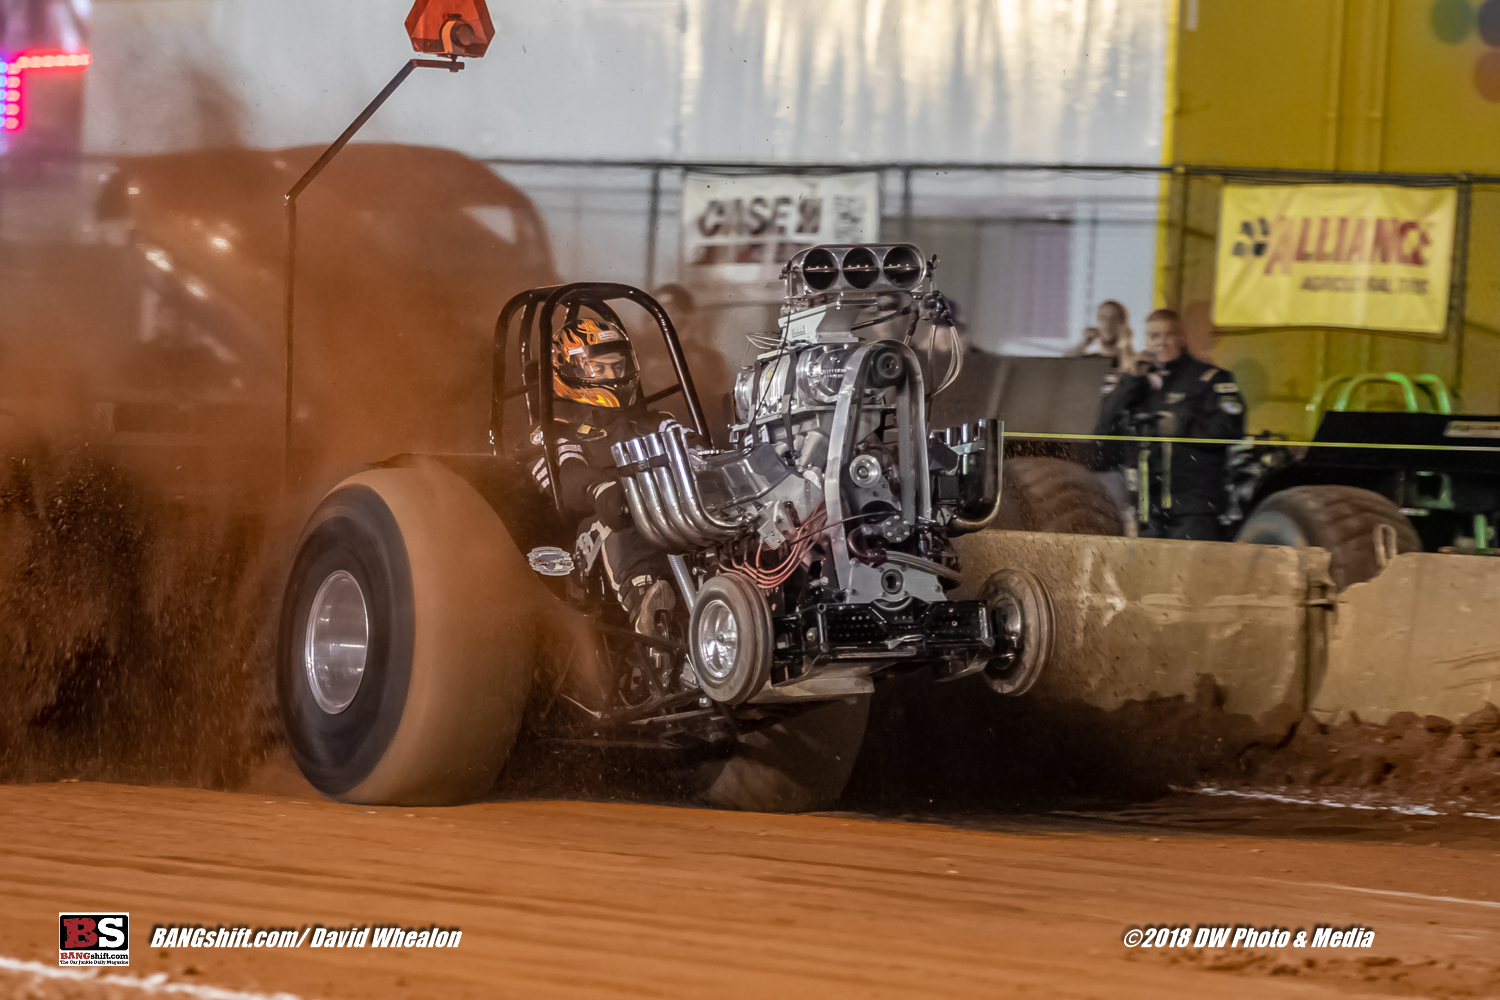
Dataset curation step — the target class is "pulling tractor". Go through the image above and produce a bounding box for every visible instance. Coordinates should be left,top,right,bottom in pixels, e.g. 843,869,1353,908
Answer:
278,250,1057,809
273,3,1057,810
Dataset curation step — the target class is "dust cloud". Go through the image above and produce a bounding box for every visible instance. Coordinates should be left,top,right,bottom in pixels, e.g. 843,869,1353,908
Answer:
0,136,558,789
0,432,279,786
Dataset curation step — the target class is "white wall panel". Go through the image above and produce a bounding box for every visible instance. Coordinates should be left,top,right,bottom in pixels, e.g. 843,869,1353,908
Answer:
78,0,1169,356
82,0,1167,164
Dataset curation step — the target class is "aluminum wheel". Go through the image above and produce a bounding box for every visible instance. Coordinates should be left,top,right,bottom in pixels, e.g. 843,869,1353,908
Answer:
978,567,1053,697
696,598,740,684
688,572,771,705
304,569,370,714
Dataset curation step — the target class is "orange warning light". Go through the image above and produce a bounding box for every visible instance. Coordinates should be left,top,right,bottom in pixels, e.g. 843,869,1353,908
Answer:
406,0,495,59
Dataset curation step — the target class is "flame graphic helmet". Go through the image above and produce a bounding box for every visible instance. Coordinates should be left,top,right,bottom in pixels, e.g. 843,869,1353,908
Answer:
551,316,641,408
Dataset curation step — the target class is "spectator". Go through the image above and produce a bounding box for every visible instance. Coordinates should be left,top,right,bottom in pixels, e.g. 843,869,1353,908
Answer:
1065,299,1137,372
1094,308,1246,540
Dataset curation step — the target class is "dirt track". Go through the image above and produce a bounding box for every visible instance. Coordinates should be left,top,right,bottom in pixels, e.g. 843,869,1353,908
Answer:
3,775,1500,1000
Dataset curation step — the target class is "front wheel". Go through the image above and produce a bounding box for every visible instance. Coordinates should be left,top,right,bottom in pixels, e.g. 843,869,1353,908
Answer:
277,462,537,805
978,567,1053,696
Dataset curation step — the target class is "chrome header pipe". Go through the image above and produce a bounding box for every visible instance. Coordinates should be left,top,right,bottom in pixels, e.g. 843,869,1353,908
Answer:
663,424,747,539
611,441,674,550
643,432,714,547
623,437,693,550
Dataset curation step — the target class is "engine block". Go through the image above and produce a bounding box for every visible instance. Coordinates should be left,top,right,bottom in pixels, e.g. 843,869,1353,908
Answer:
613,243,999,608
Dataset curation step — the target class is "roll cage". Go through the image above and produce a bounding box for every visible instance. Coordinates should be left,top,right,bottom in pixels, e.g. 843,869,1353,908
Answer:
492,282,710,516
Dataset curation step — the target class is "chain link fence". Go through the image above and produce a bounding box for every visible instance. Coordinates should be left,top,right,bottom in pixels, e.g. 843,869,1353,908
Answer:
481,157,1164,362
2,152,1496,418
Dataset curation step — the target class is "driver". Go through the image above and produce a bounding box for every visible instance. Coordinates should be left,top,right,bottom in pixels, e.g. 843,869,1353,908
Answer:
526,314,676,630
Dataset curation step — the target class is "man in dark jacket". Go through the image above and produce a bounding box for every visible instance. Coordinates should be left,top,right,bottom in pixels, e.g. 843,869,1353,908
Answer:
1095,308,1246,540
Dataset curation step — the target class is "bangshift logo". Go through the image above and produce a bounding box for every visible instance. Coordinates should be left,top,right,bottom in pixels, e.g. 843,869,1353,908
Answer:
58,913,129,967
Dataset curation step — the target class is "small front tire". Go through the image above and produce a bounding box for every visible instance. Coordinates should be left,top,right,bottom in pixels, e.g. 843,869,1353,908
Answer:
688,571,772,706
978,567,1053,696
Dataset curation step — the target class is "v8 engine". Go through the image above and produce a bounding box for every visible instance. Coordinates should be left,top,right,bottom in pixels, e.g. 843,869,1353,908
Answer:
607,243,1048,706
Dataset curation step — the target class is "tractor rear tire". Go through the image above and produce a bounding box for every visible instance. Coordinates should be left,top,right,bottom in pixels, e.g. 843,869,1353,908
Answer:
1235,485,1420,590
278,462,537,805
998,457,1124,535
693,697,870,813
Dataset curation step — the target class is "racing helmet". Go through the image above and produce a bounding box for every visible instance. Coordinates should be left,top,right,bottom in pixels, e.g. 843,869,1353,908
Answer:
551,316,640,408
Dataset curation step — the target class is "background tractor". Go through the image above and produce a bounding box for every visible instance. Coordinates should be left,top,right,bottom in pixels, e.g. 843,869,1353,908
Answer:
1232,371,1499,589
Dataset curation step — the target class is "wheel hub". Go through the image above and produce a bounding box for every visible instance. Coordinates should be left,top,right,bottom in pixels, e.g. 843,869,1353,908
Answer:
304,570,370,714
979,567,1053,697
696,598,740,683
687,572,772,705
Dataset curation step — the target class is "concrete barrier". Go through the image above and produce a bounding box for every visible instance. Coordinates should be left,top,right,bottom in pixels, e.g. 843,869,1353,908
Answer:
953,531,1331,720
1310,552,1500,725
957,531,1500,728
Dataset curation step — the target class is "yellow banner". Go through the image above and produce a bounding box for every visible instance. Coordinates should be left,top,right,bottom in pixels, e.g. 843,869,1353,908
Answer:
1214,184,1456,334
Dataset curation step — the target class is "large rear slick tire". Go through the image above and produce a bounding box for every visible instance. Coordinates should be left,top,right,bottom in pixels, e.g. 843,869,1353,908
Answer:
278,462,536,805
1235,485,1420,590
999,457,1123,535
694,697,870,813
